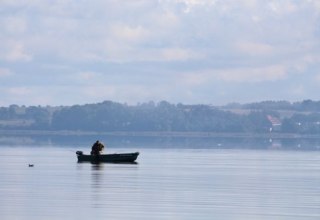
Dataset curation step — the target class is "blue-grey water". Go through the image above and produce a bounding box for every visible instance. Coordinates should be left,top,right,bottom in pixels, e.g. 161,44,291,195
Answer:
0,137,320,220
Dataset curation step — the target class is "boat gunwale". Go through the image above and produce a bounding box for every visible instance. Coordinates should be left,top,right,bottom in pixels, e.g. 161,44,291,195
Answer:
76,151,139,163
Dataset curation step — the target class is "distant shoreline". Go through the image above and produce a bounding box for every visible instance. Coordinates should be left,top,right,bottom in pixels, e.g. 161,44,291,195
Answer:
1,130,320,139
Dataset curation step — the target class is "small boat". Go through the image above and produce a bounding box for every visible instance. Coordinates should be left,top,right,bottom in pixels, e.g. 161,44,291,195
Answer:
76,151,139,163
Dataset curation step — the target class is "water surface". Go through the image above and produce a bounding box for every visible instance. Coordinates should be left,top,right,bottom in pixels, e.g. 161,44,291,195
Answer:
0,142,320,219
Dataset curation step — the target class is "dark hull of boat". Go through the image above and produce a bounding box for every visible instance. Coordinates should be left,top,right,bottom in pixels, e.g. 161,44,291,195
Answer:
77,152,139,163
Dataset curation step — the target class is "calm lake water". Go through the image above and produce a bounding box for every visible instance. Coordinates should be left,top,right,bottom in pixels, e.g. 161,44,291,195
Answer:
0,137,320,220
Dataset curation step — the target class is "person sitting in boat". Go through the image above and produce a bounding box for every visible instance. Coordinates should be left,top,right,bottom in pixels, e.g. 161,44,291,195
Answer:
90,140,105,156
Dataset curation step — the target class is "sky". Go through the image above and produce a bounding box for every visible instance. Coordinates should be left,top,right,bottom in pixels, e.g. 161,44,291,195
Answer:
1,0,320,106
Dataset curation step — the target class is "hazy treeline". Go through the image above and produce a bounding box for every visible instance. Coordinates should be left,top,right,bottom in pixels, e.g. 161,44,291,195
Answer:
1,100,320,134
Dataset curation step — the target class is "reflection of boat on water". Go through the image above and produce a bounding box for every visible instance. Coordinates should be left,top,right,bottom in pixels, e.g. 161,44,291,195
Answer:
76,151,139,163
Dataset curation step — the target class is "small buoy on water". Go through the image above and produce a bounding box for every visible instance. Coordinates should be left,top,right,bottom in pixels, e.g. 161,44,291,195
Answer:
28,164,34,167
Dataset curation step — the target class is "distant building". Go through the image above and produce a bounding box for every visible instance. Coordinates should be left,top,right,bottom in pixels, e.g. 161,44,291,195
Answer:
267,115,282,132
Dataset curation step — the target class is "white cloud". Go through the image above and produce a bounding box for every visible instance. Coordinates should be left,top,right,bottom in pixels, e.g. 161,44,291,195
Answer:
6,43,32,62
215,65,288,82
110,24,150,43
309,0,320,11
179,72,209,86
0,0,320,105
77,72,100,81
71,71,105,84
160,48,202,61
81,85,117,100
289,85,305,96
3,16,27,34
290,54,320,73
7,87,32,96
180,65,288,86
175,0,216,13
0,68,13,77
236,41,274,56
268,1,298,14
0,41,33,62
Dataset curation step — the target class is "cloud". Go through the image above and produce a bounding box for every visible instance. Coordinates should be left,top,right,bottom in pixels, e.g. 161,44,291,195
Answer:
0,0,320,105
289,85,305,96
2,16,28,34
0,41,32,62
110,24,150,44
180,65,288,87
160,48,202,61
0,68,13,77
215,65,288,82
236,41,274,56
173,0,216,13
70,71,105,85
268,1,298,14
77,72,100,81
7,87,32,96
6,43,32,62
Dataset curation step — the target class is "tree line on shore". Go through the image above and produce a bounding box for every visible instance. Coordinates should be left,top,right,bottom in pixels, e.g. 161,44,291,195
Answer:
1,100,320,134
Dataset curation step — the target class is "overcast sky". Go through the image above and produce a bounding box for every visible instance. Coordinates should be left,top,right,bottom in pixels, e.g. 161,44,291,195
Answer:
1,0,320,106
